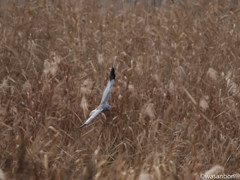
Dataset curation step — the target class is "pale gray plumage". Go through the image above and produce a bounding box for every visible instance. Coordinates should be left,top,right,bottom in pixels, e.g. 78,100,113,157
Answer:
79,67,115,128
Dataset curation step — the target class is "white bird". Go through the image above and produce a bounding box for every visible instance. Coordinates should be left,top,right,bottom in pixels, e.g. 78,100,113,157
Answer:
79,67,115,128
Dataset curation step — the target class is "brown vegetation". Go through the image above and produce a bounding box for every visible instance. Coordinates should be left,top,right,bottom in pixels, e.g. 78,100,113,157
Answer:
0,0,240,179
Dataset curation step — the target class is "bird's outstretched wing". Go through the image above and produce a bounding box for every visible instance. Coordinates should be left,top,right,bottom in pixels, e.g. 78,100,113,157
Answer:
76,67,115,129
79,107,103,128
100,67,115,104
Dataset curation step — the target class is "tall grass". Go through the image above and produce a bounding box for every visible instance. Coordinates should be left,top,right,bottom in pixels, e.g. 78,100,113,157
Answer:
0,0,240,179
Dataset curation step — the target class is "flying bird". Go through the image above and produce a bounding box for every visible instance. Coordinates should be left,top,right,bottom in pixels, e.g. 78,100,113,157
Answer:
79,67,115,128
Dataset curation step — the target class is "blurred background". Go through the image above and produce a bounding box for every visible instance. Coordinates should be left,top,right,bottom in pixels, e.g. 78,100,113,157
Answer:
0,0,239,179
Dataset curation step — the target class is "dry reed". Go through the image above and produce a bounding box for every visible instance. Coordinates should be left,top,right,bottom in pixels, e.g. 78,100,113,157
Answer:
0,0,240,179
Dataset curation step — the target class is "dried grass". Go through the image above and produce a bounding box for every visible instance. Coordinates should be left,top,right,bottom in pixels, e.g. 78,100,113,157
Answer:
0,0,240,179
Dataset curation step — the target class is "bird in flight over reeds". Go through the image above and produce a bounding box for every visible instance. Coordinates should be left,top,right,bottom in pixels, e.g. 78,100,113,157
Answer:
79,67,115,128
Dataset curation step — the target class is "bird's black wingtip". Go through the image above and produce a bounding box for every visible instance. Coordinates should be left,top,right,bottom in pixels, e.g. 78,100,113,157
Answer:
80,123,87,128
73,124,86,131
110,67,115,81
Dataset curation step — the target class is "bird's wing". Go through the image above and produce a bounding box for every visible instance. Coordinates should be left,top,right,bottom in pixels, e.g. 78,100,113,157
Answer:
79,107,103,128
100,67,115,104
89,109,97,116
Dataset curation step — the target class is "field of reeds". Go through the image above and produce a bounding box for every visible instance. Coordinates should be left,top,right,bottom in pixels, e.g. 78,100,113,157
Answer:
0,0,240,179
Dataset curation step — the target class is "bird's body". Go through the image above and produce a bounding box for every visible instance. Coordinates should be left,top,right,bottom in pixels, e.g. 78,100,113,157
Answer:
79,67,115,128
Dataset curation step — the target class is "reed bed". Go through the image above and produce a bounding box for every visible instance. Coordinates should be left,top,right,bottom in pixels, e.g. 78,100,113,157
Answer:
0,0,239,179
